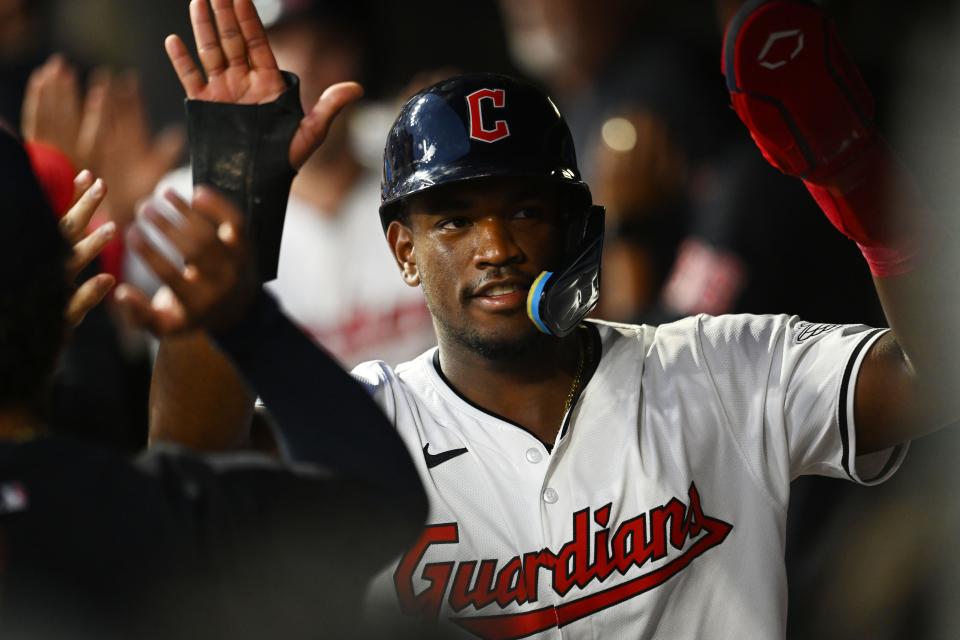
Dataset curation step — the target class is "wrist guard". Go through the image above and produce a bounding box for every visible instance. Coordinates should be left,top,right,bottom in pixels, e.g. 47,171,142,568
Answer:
186,72,304,282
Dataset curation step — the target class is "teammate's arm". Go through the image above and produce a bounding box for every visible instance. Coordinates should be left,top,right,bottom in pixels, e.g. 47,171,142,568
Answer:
119,186,422,495
147,0,363,450
150,331,254,449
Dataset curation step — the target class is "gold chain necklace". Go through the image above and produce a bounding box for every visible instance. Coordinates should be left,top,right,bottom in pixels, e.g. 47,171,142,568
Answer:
562,328,589,417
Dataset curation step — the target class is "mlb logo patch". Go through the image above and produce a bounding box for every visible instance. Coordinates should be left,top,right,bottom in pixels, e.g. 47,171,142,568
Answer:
0,482,29,514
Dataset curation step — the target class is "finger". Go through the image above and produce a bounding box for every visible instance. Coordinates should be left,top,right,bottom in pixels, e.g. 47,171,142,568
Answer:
115,72,147,140
36,65,61,139
234,0,278,70
72,169,94,204
23,60,60,140
190,0,227,79
113,283,158,332
127,225,192,301
288,81,364,169
55,62,81,136
61,177,106,243
190,186,244,242
140,201,200,261
161,188,220,244
161,188,244,270
171,186,244,255
210,0,248,71
67,221,116,279
289,81,365,169
77,68,111,167
66,273,116,327
114,283,188,335
20,64,44,138
165,34,206,97
152,285,192,330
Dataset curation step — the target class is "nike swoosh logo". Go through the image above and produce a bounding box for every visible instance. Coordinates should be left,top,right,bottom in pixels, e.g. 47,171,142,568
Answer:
423,443,468,469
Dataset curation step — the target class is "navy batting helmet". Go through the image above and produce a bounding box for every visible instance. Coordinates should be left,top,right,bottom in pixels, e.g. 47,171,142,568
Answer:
379,73,592,226
379,73,604,338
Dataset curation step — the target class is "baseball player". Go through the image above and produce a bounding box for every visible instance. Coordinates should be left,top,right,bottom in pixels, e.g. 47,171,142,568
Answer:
130,0,957,638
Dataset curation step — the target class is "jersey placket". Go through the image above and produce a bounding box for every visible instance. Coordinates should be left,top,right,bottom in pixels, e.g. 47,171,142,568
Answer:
528,392,586,635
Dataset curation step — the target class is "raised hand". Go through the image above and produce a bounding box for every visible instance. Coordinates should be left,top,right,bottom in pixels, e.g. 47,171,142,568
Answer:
22,58,185,229
165,0,363,169
62,171,117,326
115,187,257,335
91,71,186,228
21,55,88,167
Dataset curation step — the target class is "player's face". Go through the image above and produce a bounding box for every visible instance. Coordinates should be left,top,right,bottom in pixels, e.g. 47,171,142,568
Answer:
391,178,569,359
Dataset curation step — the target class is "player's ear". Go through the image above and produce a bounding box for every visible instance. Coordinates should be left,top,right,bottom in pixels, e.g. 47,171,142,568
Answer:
387,219,420,287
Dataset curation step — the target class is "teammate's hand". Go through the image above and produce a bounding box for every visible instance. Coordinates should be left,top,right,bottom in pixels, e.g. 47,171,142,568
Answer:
165,0,363,169
63,171,117,326
89,71,186,228
21,54,102,169
21,55,81,164
115,186,257,335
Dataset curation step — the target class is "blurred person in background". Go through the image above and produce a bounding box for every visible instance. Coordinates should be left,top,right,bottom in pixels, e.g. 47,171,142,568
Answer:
0,128,427,639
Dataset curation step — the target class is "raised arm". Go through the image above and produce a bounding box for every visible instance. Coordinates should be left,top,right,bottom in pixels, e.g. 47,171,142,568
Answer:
724,0,959,453
853,258,957,452
150,330,254,449
148,0,362,450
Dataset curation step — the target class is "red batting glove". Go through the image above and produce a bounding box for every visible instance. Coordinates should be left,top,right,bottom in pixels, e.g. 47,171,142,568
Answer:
723,0,921,277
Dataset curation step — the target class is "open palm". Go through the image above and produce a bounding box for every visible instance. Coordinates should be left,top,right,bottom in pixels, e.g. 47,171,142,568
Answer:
165,0,363,169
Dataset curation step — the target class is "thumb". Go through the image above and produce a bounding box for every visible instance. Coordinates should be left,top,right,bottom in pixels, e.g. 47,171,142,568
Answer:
114,283,188,336
114,283,160,333
66,273,116,327
288,81,364,170
76,68,112,168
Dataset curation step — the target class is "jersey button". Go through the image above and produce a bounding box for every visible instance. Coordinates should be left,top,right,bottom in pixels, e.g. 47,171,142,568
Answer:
525,448,543,464
542,488,559,504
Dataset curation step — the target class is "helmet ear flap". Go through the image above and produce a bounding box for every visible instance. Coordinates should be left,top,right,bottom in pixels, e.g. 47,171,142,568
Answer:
557,183,596,260
526,205,605,338
562,207,590,261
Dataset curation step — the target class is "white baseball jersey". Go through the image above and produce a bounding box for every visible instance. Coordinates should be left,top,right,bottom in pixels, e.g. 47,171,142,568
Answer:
354,313,906,639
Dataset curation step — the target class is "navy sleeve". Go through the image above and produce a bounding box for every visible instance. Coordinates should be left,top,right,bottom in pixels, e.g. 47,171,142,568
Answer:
135,447,422,637
209,289,423,503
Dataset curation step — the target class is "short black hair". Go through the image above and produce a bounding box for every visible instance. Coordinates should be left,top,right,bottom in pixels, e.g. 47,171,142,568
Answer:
0,130,71,412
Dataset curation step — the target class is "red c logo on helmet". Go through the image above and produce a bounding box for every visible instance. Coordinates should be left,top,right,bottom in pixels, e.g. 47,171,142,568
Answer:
466,88,510,143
